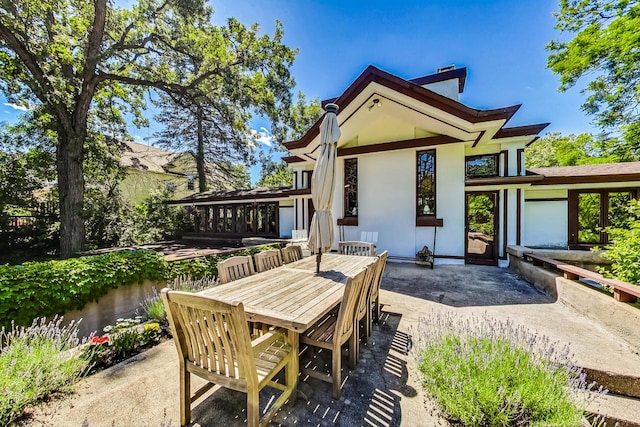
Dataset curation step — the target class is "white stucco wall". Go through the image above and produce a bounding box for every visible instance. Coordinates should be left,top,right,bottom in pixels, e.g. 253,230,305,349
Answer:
523,200,568,248
279,203,294,238
332,144,465,263
422,79,459,101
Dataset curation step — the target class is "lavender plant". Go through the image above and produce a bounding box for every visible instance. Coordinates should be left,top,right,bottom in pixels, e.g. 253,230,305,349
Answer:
0,316,87,425
410,312,605,426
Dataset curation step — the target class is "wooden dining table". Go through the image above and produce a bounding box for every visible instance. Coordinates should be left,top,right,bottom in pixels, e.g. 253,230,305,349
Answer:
197,252,376,394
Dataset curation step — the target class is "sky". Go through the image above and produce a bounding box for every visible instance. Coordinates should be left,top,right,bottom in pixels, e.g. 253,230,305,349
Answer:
1,0,599,183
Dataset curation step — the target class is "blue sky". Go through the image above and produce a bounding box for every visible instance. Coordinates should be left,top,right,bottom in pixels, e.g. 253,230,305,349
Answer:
1,0,598,183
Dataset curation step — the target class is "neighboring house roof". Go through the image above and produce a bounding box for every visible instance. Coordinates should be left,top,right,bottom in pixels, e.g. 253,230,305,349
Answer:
119,140,184,174
167,186,310,205
284,65,548,154
529,162,640,185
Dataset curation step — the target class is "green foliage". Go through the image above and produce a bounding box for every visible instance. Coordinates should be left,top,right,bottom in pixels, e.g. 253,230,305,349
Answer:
547,1,640,128
412,313,598,427
257,92,322,187
0,250,167,330
525,132,626,168
0,244,281,330
117,187,192,247
600,199,640,284
467,194,494,237
0,0,298,256
0,317,87,425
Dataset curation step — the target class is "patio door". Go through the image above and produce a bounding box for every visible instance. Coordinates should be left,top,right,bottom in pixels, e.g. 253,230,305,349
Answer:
465,191,499,265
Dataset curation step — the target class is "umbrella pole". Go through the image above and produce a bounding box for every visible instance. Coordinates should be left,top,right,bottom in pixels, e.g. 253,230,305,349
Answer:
316,248,322,274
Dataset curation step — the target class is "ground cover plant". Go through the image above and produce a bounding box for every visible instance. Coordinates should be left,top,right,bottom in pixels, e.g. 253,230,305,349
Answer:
412,312,604,426
0,317,87,426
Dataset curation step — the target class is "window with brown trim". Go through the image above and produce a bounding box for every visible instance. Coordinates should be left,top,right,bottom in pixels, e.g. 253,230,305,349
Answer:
344,158,358,217
417,150,436,217
195,202,278,236
465,154,499,178
568,189,637,248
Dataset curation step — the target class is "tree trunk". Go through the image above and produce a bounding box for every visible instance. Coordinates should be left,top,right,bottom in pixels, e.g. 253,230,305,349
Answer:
57,131,85,258
196,105,207,192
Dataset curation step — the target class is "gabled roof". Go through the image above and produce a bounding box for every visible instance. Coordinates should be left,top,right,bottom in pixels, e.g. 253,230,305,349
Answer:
119,140,182,173
408,66,467,93
529,162,640,185
285,65,528,151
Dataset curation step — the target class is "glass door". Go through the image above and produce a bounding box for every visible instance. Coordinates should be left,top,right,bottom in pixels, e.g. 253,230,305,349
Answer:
465,192,499,265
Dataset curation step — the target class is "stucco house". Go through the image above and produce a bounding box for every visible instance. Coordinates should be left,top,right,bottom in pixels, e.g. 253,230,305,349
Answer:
170,65,640,266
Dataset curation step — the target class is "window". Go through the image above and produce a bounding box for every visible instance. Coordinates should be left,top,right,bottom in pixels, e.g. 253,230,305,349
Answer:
344,158,358,217
569,189,637,248
187,174,195,191
417,150,436,216
465,154,499,178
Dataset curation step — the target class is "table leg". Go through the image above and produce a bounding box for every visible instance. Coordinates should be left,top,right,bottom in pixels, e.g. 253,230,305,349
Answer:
287,329,299,405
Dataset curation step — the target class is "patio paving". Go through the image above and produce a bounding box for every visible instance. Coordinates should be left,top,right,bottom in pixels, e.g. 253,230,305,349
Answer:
25,262,640,426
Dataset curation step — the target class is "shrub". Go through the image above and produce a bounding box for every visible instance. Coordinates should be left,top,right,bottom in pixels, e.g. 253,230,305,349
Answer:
599,199,640,285
411,313,603,426
0,317,87,425
0,249,168,330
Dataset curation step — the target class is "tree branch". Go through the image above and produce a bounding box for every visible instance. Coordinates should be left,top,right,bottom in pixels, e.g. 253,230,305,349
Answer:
0,21,72,133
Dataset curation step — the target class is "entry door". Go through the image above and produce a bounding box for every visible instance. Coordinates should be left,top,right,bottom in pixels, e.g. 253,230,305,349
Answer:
465,191,499,265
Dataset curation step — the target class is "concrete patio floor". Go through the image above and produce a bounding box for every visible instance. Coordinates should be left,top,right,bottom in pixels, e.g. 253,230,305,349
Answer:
25,262,640,426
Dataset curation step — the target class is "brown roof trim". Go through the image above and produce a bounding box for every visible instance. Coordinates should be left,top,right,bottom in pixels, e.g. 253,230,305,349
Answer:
337,135,461,157
283,188,312,196
286,65,521,151
465,175,544,186
409,67,467,93
493,123,550,139
282,155,305,164
532,174,640,185
167,187,292,205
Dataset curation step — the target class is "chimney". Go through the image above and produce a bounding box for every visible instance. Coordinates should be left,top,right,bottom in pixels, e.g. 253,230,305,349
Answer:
437,65,455,73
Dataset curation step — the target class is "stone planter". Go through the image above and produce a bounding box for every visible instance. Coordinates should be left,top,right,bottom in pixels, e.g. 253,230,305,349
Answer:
63,279,164,339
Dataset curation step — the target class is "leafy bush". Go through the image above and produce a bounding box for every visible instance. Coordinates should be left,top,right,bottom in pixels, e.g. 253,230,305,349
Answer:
0,317,87,425
600,199,640,285
0,250,167,329
412,313,602,426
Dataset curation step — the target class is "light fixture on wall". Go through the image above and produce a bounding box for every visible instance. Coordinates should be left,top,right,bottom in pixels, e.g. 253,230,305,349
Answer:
368,98,382,111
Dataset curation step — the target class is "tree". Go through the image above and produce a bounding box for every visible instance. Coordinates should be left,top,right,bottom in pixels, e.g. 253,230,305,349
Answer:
547,0,640,128
153,19,296,192
525,131,631,168
0,0,296,257
257,92,322,187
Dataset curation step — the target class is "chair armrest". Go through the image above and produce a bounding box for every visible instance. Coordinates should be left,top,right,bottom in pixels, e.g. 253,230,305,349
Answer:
251,328,287,354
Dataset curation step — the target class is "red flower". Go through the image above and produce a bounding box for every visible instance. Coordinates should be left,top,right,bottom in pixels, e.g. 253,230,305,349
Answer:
89,335,109,345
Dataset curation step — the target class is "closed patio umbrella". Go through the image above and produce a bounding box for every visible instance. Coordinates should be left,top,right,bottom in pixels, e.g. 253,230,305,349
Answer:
308,103,340,273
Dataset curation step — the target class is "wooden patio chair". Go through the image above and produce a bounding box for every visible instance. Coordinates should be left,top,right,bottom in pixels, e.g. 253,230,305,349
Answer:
338,241,376,257
217,256,255,284
254,249,283,273
369,251,388,328
281,245,303,264
301,269,366,399
161,289,297,427
354,257,379,361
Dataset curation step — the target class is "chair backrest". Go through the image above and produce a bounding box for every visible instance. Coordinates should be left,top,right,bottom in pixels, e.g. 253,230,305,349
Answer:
356,258,379,321
254,249,283,273
217,255,255,284
369,251,388,302
291,229,308,241
334,269,366,345
282,245,303,264
161,289,256,386
360,231,378,245
338,241,376,257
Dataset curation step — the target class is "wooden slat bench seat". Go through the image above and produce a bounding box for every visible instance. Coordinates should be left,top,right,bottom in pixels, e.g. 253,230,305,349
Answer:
525,252,640,303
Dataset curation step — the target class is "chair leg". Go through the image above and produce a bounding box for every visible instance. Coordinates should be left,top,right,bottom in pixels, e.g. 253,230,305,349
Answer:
349,328,358,369
180,365,190,427
332,347,342,400
374,296,381,324
247,388,260,427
